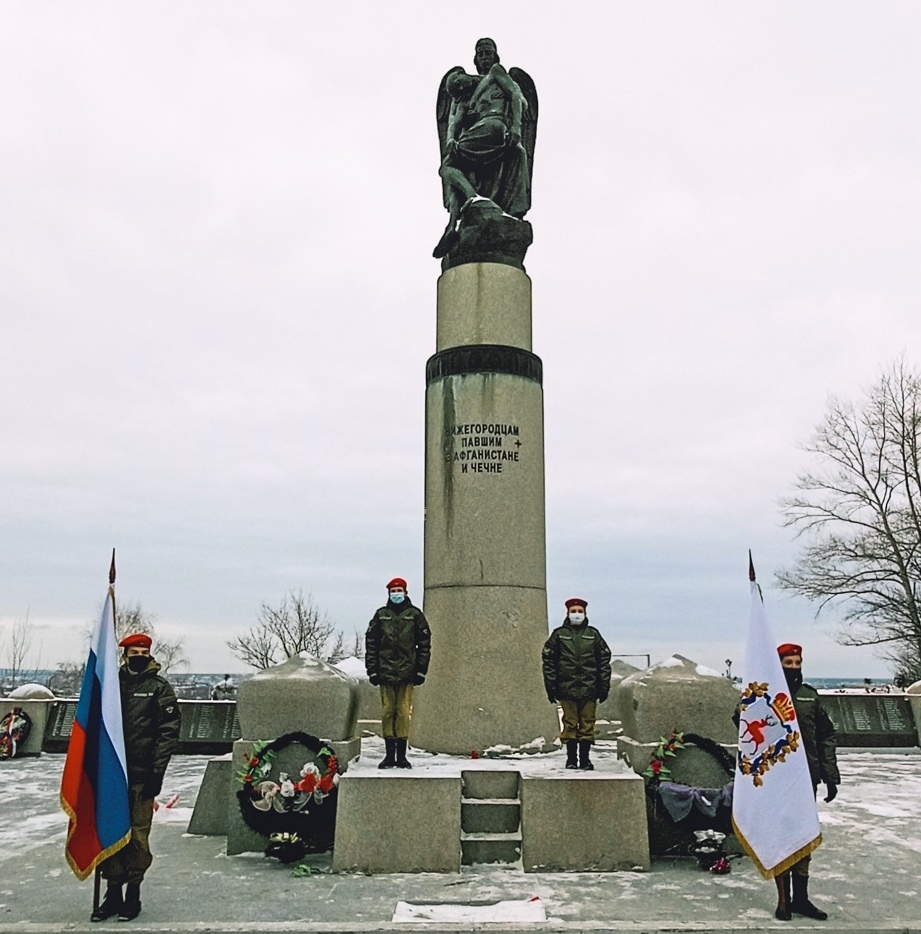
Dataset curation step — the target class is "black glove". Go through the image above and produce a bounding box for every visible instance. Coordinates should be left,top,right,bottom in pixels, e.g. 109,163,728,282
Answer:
368,674,381,686
547,693,556,704
141,772,164,800
824,781,838,803
413,674,426,686
598,692,609,704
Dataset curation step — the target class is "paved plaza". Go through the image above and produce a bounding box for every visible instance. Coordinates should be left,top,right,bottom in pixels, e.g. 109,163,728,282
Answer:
2,746,919,933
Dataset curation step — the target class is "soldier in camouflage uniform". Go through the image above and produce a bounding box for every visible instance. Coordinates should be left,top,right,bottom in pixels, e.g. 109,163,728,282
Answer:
365,577,431,769
91,633,181,923
542,598,612,770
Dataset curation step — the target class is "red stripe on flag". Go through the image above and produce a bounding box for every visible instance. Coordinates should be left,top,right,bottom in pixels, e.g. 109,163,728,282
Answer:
61,720,103,877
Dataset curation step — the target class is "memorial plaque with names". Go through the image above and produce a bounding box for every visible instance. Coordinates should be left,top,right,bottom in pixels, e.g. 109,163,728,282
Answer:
818,692,918,747
179,701,241,753
41,699,242,754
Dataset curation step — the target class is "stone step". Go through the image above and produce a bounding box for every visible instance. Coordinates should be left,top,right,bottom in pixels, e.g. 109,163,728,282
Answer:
460,769,520,800
460,799,520,834
460,831,522,866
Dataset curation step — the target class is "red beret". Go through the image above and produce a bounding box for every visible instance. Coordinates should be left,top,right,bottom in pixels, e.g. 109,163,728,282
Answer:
387,577,407,591
119,633,152,650
777,643,802,658
565,597,587,610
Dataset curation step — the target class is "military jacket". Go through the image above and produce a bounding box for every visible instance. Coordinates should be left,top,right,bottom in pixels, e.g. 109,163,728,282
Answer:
119,659,181,784
365,603,432,685
792,682,840,787
542,619,612,701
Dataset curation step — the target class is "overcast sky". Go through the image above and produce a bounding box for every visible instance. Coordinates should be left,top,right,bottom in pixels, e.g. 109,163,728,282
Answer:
2,3,919,678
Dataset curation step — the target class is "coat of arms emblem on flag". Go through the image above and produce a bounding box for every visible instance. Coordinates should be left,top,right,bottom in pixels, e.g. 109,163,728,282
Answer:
737,682,799,786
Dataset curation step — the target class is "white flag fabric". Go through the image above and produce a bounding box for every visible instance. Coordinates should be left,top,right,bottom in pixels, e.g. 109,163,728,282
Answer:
731,581,821,877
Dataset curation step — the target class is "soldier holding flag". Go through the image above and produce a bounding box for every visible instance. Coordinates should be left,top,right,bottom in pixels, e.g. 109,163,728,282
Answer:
773,642,840,921
732,557,836,922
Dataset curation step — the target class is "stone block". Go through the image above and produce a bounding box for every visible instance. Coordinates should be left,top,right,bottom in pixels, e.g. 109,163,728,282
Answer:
597,660,640,725
462,800,520,834
616,655,739,744
462,769,519,800
436,263,532,351
520,773,649,871
333,773,462,873
236,652,358,742
905,680,921,745
187,756,231,836
0,699,52,757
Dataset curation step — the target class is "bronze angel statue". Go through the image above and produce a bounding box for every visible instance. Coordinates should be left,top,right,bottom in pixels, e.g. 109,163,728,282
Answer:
434,38,538,260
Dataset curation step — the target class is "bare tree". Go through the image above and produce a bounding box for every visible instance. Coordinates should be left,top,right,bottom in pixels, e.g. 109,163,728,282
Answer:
227,590,338,670
777,359,921,682
326,631,347,665
3,612,35,689
113,601,187,673
351,628,365,660
48,660,86,696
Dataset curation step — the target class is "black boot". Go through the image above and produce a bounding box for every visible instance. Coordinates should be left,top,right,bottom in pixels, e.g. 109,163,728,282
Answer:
578,740,594,770
90,884,122,922
118,883,141,922
774,872,792,921
565,740,578,769
395,738,412,769
378,737,397,769
791,874,828,920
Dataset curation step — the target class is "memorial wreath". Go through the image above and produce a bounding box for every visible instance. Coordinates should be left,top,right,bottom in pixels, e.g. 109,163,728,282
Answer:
236,731,339,861
0,706,32,759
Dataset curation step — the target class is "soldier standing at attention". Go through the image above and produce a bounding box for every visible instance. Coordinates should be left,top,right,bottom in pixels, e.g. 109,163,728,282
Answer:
773,642,840,922
365,577,432,770
91,633,181,923
542,598,612,770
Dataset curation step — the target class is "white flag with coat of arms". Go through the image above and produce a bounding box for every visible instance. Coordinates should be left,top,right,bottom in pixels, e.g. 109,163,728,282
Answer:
731,563,821,877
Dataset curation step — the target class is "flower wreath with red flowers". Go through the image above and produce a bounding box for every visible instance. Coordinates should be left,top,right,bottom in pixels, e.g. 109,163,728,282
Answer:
643,728,685,782
236,731,339,857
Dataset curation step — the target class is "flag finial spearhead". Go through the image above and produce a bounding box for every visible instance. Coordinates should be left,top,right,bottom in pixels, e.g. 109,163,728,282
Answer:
748,550,756,582
109,549,116,586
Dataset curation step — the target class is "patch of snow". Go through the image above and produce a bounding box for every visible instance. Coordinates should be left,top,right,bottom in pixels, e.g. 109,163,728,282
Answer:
333,656,367,679
8,683,55,699
652,656,684,669
695,664,723,678
392,896,546,923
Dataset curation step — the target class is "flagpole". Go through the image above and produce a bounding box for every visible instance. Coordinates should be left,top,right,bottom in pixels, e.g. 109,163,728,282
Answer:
90,551,116,917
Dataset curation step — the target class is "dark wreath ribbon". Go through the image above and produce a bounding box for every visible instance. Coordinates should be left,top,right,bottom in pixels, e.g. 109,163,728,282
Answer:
236,731,339,850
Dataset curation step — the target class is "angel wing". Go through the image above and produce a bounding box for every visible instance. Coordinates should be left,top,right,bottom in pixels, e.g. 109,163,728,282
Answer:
436,66,466,161
508,66,538,184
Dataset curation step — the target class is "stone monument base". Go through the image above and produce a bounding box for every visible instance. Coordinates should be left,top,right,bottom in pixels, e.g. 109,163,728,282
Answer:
332,760,649,874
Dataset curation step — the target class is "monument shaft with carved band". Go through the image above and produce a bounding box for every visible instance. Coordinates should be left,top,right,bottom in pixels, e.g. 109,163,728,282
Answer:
412,263,558,754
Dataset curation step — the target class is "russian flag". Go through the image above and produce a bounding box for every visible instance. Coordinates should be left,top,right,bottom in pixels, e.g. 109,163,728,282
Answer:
61,563,131,880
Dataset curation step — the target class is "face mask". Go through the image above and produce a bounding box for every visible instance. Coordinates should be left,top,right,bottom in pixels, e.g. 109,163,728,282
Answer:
568,612,586,624
126,655,149,674
389,592,405,604
783,668,803,694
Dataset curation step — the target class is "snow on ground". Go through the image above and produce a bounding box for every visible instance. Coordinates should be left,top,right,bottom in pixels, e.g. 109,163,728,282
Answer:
349,735,634,777
0,754,210,859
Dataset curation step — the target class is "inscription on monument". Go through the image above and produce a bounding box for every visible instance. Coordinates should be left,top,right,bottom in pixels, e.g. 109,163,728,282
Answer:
445,422,522,475
819,693,917,747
